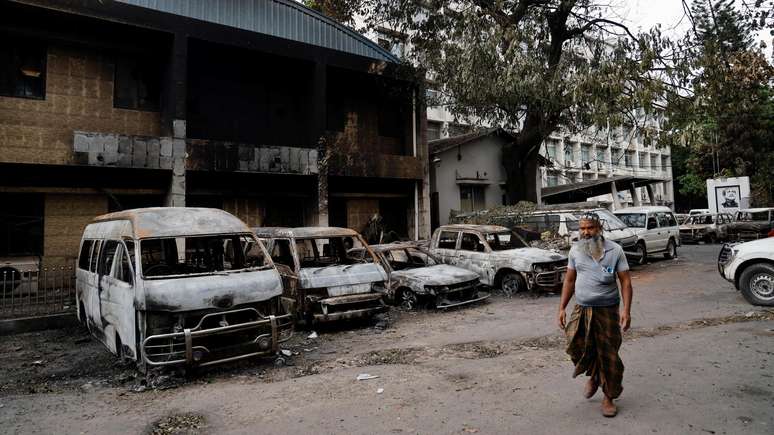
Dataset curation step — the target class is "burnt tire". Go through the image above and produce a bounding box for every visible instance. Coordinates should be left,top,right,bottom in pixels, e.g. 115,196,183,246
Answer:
499,272,526,297
739,263,774,306
399,289,419,310
635,242,648,265
663,239,677,259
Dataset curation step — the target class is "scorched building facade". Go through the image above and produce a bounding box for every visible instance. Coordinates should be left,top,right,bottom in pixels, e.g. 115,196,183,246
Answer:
0,0,430,269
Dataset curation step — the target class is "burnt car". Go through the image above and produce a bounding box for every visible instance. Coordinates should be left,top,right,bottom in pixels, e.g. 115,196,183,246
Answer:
349,242,490,310
679,213,734,244
727,208,774,241
76,208,293,370
429,224,567,296
254,227,388,324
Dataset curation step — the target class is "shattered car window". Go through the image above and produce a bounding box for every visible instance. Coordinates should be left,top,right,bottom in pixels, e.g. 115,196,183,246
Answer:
484,231,528,250
140,234,269,278
616,213,646,228
296,237,366,268
385,247,438,269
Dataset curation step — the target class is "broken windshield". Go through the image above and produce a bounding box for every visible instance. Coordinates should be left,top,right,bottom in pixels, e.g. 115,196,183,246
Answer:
296,236,369,269
485,231,528,250
383,246,439,270
140,234,270,278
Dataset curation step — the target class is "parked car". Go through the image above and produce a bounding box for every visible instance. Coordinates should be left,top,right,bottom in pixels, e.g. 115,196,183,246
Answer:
679,213,734,244
428,224,567,296
718,238,774,306
515,211,579,238
349,241,490,310
726,208,774,241
254,227,388,324
614,206,680,265
689,208,710,215
76,208,293,370
564,208,638,253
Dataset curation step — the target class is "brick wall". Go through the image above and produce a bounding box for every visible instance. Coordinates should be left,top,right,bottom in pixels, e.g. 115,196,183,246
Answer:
43,194,108,266
0,44,161,165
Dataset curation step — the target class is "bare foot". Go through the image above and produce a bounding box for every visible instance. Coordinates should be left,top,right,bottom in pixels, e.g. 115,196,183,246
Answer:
601,396,618,417
584,377,599,399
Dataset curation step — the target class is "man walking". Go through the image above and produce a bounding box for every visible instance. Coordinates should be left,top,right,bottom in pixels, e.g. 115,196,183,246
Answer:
557,213,633,417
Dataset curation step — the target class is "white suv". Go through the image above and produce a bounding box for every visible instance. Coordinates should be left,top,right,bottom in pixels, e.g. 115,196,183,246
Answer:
614,206,680,264
718,238,774,306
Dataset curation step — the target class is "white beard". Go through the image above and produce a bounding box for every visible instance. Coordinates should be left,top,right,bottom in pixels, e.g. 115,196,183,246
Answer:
579,235,605,260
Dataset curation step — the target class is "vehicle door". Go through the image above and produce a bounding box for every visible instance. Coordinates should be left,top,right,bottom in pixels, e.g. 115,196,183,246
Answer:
434,230,461,266
642,214,661,251
654,212,672,251
98,239,137,358
265,238,299,299
457,232,491,283
665,212,679,244
81,239,103,334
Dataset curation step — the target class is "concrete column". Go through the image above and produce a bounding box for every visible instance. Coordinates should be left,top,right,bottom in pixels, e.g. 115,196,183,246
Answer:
610,182,622,210
646,184,656,205
163,32,187,207
630,186,642,206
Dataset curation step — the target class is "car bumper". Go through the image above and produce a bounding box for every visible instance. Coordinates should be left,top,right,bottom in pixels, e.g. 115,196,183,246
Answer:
436,290,491,309
142,307,293,367
312,293,386,322
528,267,567,290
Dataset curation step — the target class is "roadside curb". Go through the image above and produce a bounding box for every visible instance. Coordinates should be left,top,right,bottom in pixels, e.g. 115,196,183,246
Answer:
0,313,79,336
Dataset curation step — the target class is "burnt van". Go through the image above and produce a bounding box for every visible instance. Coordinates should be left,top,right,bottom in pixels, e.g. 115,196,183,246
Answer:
76,207,292,370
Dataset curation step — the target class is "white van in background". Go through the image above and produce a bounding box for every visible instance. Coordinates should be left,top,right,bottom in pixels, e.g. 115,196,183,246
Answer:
614,206,680,264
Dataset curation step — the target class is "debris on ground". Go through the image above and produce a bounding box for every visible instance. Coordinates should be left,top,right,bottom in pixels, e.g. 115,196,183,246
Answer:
150,413,206,435
356,373,379,381
280,349,292,357
307,331,318,339
31,360,45,366
376,388,384,394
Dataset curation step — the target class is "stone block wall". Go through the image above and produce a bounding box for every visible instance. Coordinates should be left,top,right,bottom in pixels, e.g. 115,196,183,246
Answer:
0,44,160,165
43,193,108,266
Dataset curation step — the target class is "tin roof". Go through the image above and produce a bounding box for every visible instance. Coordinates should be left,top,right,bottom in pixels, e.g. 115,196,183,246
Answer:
252,226,360,239
117,0,399,62
94,207,250,238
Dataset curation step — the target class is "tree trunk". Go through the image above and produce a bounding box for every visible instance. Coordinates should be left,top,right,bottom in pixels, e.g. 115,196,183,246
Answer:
503,128,545,204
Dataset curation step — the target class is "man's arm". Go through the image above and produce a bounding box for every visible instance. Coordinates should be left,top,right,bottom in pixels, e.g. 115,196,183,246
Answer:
617,270,633,332
557,268,576,330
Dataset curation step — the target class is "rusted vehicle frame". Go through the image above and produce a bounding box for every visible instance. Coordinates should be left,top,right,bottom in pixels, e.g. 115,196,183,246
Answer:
76,208,292,370
253,227,388,324
352,241,490,309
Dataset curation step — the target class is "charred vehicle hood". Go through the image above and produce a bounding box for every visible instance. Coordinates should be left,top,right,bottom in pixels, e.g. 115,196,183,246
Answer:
142,269,283,312
490,248,567,269
299,263,388,293
392,264,479,286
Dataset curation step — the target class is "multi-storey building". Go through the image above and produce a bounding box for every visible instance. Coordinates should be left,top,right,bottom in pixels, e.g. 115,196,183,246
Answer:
0,0,429,268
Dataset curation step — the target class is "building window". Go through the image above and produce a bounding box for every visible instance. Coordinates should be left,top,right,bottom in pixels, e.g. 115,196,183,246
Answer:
114,56,161,111
612,148,622,167
0,37,46,100
564,144,573,164
624,151,634,168
0,194,44,257
460,185,485,212
661,155,669,171
546,172,559,187
639,152,648,168
651,155,659,170
427,121,442,141
596,150,606,170
581,145,591,164
545,141,558,160
376,31,406,58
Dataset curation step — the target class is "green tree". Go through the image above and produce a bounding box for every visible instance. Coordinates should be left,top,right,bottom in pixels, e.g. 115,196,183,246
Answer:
663,0,774,205
303,0,362,25
357,0,673,203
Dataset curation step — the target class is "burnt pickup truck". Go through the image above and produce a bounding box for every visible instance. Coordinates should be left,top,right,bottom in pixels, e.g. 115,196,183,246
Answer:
429,224,567,296
726,208,774,241
349,242,490,310
254,227,388,324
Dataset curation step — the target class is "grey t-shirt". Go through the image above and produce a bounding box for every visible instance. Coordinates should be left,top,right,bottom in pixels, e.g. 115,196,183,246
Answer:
568,239,629,307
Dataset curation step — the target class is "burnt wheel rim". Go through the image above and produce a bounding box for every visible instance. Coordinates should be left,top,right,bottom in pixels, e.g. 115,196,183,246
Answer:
400,290,418,310
750,273,774,301
501,275,521,296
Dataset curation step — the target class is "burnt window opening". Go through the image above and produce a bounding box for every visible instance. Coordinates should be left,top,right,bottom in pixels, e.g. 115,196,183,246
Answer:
0,194,44,257
78,240,94,270
0,36,46,100
114,56,161,111
140,235,269,278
